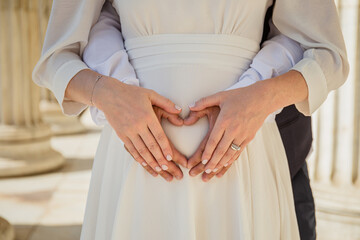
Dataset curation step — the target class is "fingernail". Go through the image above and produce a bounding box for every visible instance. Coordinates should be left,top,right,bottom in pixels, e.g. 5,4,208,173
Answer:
175,105,182,111
142,162,147,166
202,159,208,164
155,166,162,172
166,178,172,182
175,175,182,180
166,154,172,161
224,163,228,167
213,168,218,172
205,169,212,174
162,165,168,170
188,102,195,108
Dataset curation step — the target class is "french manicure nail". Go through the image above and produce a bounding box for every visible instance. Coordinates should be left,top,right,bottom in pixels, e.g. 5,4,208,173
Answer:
142,162,147,166
202,159,208,164
205,169,212,174
188,102,195,108
175,175,182,180
166,154,172,161
162,165,168,170
224,163,229,167
213,168,218,172
155,166,162,172
175,105,182,111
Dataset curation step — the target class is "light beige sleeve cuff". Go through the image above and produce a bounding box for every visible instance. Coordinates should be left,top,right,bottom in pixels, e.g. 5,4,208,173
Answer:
291,57,328,116
52,59,90,116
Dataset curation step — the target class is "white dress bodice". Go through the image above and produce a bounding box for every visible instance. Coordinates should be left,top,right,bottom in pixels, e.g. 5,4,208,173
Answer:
113,0,272,41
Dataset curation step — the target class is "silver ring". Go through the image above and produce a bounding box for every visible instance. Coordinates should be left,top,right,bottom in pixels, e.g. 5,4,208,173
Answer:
230,143,241,151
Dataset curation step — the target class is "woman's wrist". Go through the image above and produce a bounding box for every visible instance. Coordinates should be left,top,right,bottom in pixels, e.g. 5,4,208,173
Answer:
91,75,119,110
65,69,105,106
257,70,309,114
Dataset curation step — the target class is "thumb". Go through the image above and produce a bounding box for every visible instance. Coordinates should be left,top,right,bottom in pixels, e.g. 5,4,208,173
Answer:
170,143,188,168
183,110,207,125
163,112,184,126
189,93,221,111
149,90,182,114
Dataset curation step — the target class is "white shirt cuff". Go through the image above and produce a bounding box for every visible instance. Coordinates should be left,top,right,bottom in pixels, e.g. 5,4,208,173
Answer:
291,57,328,116
52,60,90,116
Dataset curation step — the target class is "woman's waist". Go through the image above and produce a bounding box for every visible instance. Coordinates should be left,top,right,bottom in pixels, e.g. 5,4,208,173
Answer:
124,34,259,72
137,64,241,119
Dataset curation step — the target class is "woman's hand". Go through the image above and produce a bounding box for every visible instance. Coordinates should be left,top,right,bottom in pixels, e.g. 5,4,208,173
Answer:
92,75,184,177
183,106,219,177
125,106,187,182
184,106,241,182
188,81,274,175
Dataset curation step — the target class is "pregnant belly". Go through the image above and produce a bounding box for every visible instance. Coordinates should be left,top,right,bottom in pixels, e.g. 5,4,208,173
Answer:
137,65,243,158
125,34,258,157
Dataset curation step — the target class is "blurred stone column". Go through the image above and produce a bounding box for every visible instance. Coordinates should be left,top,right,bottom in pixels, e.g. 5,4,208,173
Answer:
0,0,64,177
308,0,360,239
37,0,86,135
0,216,14,240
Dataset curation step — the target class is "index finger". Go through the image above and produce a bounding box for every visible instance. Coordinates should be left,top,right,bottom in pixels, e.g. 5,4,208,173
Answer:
148,117,173,161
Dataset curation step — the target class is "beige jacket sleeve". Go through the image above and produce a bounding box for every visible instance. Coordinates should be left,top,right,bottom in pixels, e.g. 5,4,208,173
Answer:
32,0,106,116
272,0,349,116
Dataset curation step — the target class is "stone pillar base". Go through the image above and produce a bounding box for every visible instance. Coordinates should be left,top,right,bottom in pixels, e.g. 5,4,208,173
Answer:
0,217,15,240
0,124,65,178
313,183,360,240
40,101,87,136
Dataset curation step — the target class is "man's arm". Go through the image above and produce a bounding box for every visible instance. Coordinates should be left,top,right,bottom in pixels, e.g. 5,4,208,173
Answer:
83,1,139,126
271,0,349,116
225,34,304,121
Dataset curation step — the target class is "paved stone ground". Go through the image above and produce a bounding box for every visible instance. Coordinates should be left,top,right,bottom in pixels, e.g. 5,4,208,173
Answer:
0,110,101,240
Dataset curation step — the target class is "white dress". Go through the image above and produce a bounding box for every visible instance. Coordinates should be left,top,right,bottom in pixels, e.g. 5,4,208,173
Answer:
79,1,300,239
31,0,348,237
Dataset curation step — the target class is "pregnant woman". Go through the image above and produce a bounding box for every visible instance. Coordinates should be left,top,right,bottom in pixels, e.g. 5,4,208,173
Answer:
32,0,348,239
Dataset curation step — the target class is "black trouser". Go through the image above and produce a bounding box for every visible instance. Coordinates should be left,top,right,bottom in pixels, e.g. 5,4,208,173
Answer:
291,162,316,240
275,104,316,239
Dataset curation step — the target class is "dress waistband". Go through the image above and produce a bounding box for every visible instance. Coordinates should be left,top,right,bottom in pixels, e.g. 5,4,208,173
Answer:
124,34,260,71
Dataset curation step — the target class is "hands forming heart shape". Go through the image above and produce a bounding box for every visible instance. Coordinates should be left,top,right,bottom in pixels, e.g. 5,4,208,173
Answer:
98,75,275,183
125,105,226,182
122,80,273,182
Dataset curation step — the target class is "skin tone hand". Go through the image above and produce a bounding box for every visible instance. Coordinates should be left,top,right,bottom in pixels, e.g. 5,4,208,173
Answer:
187,70,309,178
124,106,187,182
184,106,242,182
65,69,184,177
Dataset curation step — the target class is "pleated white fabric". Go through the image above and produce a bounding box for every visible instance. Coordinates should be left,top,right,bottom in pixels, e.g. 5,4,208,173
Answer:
80,34,300,240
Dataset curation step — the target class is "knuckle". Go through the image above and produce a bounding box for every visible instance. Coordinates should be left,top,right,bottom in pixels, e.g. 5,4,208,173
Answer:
138,147,148,156
158,132,167,141
165,97,172,104
147,89,156,96
219,120,229,128
147,142,158,152
207,138,218,148
224,151,233,159
214,148,226,157
155,133,166,143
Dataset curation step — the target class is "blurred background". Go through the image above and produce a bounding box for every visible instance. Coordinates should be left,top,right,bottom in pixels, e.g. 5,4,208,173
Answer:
0,0,359,239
